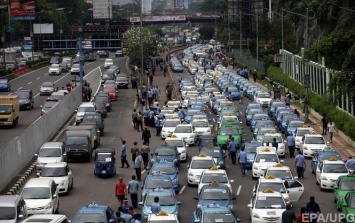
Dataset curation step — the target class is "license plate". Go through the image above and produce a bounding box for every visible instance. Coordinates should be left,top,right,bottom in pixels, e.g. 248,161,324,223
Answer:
74,154,81,156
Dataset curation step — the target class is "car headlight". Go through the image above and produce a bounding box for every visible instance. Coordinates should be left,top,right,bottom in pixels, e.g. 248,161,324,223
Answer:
44,202,52,209
188,171,194,176
253,166,259,170
197,204,201,208
252,212,260,218
189,134,195,138
151,159,155,163
60,180,66,186
228,205,233,209
321,176,327,180
340,196,344,200
172,178,178,183
303,147,308,150
143,211,149,216
162,129,166,132
173,159,178,163
181,150,186,154
7,118,12,122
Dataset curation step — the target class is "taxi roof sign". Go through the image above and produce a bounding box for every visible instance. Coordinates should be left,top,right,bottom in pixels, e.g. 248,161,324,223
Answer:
329,157,338,161
210,166,219,171
226,113,233,116
198,153,207,157
263,188,274,193
88,201,99,207
273,163,283,167
182,122,188,125
170,134,177,138
156,210,169,216
161,141,169,146
265,175,275,179
310,131,318,135
302,125,309,128
256,146,277,153
210,180,219,186
269,130,276,134
207,143,214,148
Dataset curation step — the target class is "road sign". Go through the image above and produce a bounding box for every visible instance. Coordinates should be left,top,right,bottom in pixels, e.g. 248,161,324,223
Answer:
6,24,15,33
303,74,310,88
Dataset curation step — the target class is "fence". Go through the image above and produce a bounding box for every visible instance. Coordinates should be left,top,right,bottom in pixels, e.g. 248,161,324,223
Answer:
232,49,266,73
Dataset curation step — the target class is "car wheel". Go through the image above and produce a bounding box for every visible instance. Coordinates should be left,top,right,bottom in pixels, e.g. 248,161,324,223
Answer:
71,180,73,189
66,186,70,195
100,130,103,136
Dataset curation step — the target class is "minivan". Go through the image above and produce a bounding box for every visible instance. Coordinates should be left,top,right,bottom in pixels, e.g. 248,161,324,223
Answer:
13,90,34,110
35,142,67,173
0,195,27,223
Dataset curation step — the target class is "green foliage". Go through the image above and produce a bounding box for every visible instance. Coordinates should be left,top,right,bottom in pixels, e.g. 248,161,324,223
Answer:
26,56,51,68
199,26,214,41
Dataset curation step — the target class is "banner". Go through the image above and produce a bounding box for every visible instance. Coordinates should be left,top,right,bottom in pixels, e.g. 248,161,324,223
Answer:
180,0,188,10
130,15,186,23
141,0,152,14
10,0,35,20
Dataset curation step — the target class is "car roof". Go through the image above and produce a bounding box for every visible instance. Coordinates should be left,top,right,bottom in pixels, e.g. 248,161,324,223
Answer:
24,178,53,188
259,178,284,183
192,156,214,161
0,195,21,206
41,142,63,148
43,162,67,168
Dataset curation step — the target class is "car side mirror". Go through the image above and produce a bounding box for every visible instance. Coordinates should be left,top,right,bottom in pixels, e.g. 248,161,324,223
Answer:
247,204,252,208
230,180,234,183
53,194,57,198
294,176,298,179
333,185,339,189
34,154,38,157
36,172,40,177
280,160,284,163
236,218,242,223
109,219,114,223
194,196,198,200
343,203,348,208
177,201,182,205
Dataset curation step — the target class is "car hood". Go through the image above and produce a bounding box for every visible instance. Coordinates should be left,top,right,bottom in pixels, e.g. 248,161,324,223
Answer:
143,205,177,214
154,155,176,162
76,112,85,117
66,144,89,150
41,87,54,91
37,157,62,164
24,198,51,208
19,99,30,104
49,67,59,71
40,176,68,184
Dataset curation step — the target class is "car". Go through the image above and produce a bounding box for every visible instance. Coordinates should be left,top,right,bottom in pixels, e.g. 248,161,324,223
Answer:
139,190,181,222
59,62,69,72
21,214,67,223
197,167,233,194
191,205,241,223
316,159,348,190
70,64,82,76
97,50,109,58
191,118,212,136
109,65,120,74
151,141,180,167
311,150,342,174
81,113,104,136
101,72,115,86
268,99,285,117
285,119,305,136
195,183,236,209
165,136,188,162
252,147,283,180
0,195,28,222
300,132,328,157
103,86,118,101
62,57,73,68
254,91,272,107
216,125,242,149
115,75,129,89
187,154,216,186
83,52,96,61
172,64,184,73
75,102,96,124
48,92,65,101
49,57,61,64
340,191,355,223
246,108,264,126
149,162,179,192
197,135,217,149
254,127,278,142
39,82,55,96
37,162,73,195
70,201,116,223
161,118,181,139
40,99,59,116
115,49,123,57
261,131,285,157
263,164,297,180
141,174,177,199
35,142,67,172
248,189,286,222
0,78,11,92
279,114,299,133
241,141,263,169
172,123,197,145
48,64,61,75
199,145,226,169
104,58,113,68
14,89,34,110
334,174,355,211
294,126,314,148
21,178,59,214
94,102,108,118
94,93,112,112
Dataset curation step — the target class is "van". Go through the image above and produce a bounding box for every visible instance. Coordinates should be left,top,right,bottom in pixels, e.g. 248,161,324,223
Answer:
13,89,34,110
0,195,27,223
21,178,59,215
35,142,67,173
22,215,67,223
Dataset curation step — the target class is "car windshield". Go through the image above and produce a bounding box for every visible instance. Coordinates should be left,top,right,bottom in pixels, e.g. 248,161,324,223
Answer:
14,91,29,99
105,59,113,63
166,140,184,147
255,154,279,163
203,212,235,223
253,115,269,120
39,148,61,157
0,207,15,220
186,110,200,116
0,79,7,84
96,153,112,161
258,183,286,193
257,93,271,98
191,160,214,169
42,83,53,87
43,101,57,108
340,180,355,190
200,188,230,200
73,212,106,223
202,173,228,183
146,195,175,206
22,188,50,199
83,115,100,122
255,196,285,209
351,197,355,208
263,135,283,143
72,64,79,68
200,149,220,158
319,154,341,162
258,129,276,135
103,88,115,93
272,102,285,107
193,121,209,127
49,95,63,100
266,170,293,179
297,129,313,137
156,148,176,156
199,139,214,147
283,115,297,122
116,76,127,81
289,122,305,128
66,137,89,145
164,121,181,127
145,179,173,189
78,107,95,112
305,136,325,144
41,167,67,177
248,109,263,116
102,74,114,79
51,64,59,68
245,145,259,153
174,126,192,133
219,129,239,135
222,117,238,122
323,164,348,173
151,166,176,175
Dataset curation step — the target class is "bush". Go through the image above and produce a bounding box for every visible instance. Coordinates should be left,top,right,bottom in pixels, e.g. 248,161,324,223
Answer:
27,56,51,68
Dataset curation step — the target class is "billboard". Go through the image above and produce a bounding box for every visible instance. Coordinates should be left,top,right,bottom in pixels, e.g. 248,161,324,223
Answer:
93,0,112,19
130,15,186,23
180,0,188,9
33,24,53,34
10,0,35,20
141,0,152,14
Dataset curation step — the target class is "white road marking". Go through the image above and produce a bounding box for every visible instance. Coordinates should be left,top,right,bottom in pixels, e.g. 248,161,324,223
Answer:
8,93,12,96
37,77,40,80
239,111,243,115
213,118,216,122
28,82,32,84
236,185,242,195
17,87,22,90
179,185,186,195
141,170,146,174
34,93,39,98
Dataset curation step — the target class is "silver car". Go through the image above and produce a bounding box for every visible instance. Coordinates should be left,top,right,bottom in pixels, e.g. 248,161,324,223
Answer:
40,82,55,96
35,142,67,173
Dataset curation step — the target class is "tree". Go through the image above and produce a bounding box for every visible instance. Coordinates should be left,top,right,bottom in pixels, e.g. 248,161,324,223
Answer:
199,25,214,40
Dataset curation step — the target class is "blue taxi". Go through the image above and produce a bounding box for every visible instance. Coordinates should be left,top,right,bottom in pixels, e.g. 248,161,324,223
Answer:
279,114,299,132
139,189,181,222
69,201,116,223
141,175,176,198
184,109,203,124
285,119,305,136
241,141,262,169
246,108,264,126
250,113,269,128
199,145,226,169
149,162,180,192
255,127,278,142
311,150,342,173
0,78,10,92
251,119,274,133
195,184,235,209
245,101,262,115
198,135,216,149
151,143,180,167
191,205,241,223
268,99,285,117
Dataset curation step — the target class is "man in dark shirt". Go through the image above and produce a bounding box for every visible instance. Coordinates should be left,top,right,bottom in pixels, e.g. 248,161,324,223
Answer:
306,196,321,223
272,138,279,151
282,203,296,223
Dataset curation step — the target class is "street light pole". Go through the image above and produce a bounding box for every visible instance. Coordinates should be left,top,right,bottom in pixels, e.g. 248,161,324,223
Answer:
239,12,242,53
56,8,65,34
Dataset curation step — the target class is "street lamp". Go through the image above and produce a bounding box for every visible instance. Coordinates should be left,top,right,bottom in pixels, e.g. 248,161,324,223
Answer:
56,8,65,34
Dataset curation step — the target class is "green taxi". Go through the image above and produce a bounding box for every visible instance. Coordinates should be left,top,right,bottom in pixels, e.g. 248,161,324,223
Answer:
216,125,242,149
334,174,355,210
341,191,355,223
218,104,240,118
219,118,243,137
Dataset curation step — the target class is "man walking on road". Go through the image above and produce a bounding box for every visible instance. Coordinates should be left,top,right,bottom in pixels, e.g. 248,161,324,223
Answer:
286,134,296,158
321,115,328,135
328,120,336,143
120,139,130,168
128,175,139,208
238,147,247,176
295,151,306,179
131,142,139,166
142,126,151,146
141,142,150,170
115,177,127,208
346,156,355,171
228,137,237,165
134,151,142,181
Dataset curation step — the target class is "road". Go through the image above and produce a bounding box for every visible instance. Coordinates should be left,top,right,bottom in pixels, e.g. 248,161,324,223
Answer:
11,55,339,223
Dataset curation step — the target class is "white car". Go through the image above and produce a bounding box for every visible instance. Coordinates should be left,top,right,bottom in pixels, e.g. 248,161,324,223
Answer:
261,133,285,157
35,142,67,173
248,190,286,223
161,118,181,139
48,64,61,75
294,126,314,149
254,91,272,107
191,119,212,136
104,58,113,69
300,132,328,157
187,155,216,186
252,147,283,180
166,100,182,108
147,213,179,222
21,178,59,214
38,162,73,194
165,136,188,162
263,165,296,180
173,123,197,145
197,168,233,194
316,160,348,190
75,102,96,124
181,86,197,96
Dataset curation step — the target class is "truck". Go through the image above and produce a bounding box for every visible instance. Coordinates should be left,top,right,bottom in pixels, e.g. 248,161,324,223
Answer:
0,95,20,127
64,125,96,162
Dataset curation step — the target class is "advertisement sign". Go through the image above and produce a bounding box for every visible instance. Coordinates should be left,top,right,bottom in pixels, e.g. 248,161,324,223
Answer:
130,15,186,23
141,0,152,14
93,0,112,19
33,24,54,34
82,40,92,49
10,0,35,20
180,0,188,9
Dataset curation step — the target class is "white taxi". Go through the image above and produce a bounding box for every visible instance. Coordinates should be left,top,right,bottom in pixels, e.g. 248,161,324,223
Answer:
294,126,314,149
166,100,182,108
147,211,179,223
252,147,283,180
300,132,328,157
248,189,286,223
197,167,233,194
165,135,188,162
173,123,197,145
161,118,182,139
254,91,272,107
261,132,285,157
182,86,197,96
316,158,349,190
263,164,296,180
191,118,212,136
187,154,216,186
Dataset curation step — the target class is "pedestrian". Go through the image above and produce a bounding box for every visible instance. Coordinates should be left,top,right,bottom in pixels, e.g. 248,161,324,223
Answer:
178,75,182,84
294,109,300,117
87,84,92,101
253,69,257,83
131,142,139,166
228,137,237,165
163,66,167,77
142,126,151,146
133,213,142,223
132,109,138,130
237,147,247,176
346,156,355,171
285,90,292,99
225,135,233,158
155,116,161,136
143,108,150,126
141,142,150,169
285,95,291,106
136,112,143,132
122,200,132,211
286,134,296,158
134,151,142,181
120,208,132,223
120,139,130,168
239,90,244,104
272,138,279,151
115,177,127,208
167,86,172,100
328,120,336,143
321,115,328,135
148,89,153,106
282,203,296,223
295,151,306,179
128,175,139,208
296,207,309,223
151,197,161,214
306,196,321,223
